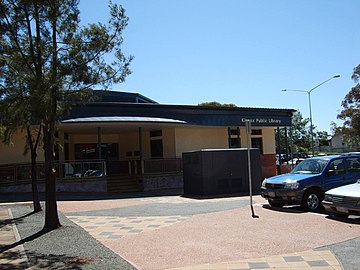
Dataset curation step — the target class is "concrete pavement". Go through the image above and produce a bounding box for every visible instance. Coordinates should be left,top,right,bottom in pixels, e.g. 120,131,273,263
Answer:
1,192,359,269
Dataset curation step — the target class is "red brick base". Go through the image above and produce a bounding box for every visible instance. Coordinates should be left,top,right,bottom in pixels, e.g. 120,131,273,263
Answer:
260,154,276,179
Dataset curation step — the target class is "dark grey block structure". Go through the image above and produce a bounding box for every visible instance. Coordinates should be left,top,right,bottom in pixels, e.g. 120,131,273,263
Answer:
182,148,261,196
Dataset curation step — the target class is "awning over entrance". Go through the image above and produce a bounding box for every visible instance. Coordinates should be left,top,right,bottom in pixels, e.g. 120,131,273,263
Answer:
62,116,188,124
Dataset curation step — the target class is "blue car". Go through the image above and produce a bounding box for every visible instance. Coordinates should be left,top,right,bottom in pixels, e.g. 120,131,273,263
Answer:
261,154,360,211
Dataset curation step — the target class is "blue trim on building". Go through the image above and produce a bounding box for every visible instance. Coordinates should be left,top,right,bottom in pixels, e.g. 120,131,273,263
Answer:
64,101,294,127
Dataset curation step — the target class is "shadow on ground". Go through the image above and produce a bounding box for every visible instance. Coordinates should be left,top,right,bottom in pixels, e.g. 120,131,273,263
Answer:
0,211,36,229
0,248,95,270
325,214,360,225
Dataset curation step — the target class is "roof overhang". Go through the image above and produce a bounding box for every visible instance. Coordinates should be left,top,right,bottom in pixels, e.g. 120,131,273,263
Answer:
62,116,187,124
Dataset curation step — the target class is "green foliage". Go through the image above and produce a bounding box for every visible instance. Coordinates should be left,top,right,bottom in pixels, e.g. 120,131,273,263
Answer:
276,110,311,153
290,111,311,150
0,0,133,229
337,65,360,146
0,0,133,121
316,130,330,147
198,101,237,107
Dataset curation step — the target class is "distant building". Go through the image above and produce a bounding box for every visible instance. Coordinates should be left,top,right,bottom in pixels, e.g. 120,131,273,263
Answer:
330,133,345,149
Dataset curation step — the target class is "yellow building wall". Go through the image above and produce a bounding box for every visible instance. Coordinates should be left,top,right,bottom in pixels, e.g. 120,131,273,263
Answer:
174,126,276,158
162,128,176,158
117,131,137,160
261,128,276,154
174,127,228,157
0,130,45,164
140,128,176,159
0,126,277,164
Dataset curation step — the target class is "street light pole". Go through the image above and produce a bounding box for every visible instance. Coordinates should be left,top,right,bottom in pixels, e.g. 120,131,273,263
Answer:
282,74,340,156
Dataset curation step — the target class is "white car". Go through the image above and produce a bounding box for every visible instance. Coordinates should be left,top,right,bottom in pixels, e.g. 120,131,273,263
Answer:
322,179,360,217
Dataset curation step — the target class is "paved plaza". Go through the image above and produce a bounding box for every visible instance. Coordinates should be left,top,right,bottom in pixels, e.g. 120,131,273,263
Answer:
1,192,359,269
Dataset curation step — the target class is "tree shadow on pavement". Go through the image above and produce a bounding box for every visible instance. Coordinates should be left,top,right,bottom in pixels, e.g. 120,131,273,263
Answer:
0,228,48,253
0,249,94,270
0,211,37,229
25,251,95,270
0,249,28,269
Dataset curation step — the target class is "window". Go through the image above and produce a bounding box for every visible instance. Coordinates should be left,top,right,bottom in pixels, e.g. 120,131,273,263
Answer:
74,143,118,160
228,127,241,148
251,138,263,154
150,139,163,159
229,129,239,136
251,129,262,135
346,157,360,173
230,138,241,148
150,130,162,137
150,129,163,159
327,159,345,175
64,143,69,161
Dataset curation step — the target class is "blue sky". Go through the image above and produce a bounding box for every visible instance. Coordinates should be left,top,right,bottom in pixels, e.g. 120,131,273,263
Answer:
79,0,360,133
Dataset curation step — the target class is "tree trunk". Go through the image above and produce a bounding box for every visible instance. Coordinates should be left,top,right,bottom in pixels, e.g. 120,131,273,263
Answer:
43,124,61,231
27,127,42,213
31,152,42,213
42,0,61,232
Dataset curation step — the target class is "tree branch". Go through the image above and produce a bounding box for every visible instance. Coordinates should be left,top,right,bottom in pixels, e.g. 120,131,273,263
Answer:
0,3,37,78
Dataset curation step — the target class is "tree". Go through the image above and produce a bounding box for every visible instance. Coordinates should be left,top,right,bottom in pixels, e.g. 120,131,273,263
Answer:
276,110,311,154
338,65,360,147
290,111,311,151
0,0,132,231
316,131,330,147
0,92,42,213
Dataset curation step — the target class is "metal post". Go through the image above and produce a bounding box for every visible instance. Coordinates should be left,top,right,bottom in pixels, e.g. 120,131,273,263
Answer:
97,127,102,160
138,127,144,174
245,120,258,218
308,91,315,156
282,75,340,157
276,127,281,175
227,127,231,148
285,127,289,163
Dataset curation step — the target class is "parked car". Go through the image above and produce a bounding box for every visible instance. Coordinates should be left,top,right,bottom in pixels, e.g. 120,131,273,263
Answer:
261,154,360,211
322,179,360,217
287,158,306,165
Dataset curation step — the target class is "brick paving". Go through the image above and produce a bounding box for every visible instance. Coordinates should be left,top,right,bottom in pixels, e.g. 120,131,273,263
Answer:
0,208,29,269
61,195,351,270
1,194,359,269
68,215,189,239
166,250,342,269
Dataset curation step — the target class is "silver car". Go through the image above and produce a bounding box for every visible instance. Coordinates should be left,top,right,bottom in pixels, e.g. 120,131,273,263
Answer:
322,179,360,217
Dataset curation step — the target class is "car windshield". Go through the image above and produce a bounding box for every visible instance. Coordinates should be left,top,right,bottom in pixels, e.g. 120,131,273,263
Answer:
291,158,329,174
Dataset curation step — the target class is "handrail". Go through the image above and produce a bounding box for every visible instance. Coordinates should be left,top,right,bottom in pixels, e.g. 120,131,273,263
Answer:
0,158,183,185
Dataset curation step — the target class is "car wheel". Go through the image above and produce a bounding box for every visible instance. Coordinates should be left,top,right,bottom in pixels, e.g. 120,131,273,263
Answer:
268,199,285,208
302,190,322,211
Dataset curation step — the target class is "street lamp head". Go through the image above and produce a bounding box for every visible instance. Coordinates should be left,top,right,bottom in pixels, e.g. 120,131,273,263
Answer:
333,74,340,78
281,89,287,91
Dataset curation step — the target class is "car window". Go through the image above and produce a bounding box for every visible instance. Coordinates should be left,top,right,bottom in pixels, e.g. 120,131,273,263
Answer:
326,159,345,175
346,157,360,173
291,159,328,174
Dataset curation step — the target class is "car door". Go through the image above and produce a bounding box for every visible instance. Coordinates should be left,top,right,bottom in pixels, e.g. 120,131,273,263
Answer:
344,157,360,185
323,159,347,191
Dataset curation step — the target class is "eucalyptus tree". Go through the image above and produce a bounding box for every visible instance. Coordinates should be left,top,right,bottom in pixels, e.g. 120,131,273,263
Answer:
0,0,133,230
0,84,42,213
275,110,311,154
338,65,360,147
